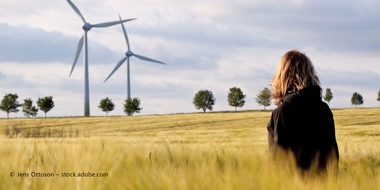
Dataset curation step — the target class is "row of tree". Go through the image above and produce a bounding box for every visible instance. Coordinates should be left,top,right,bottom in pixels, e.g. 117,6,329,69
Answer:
0,93,142,118
0,93,55,119
192,87,379,112
192,87,271,113
323,88,366,108
1,89,379,118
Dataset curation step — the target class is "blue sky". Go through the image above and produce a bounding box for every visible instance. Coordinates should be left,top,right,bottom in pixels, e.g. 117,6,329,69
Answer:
0,0,379,117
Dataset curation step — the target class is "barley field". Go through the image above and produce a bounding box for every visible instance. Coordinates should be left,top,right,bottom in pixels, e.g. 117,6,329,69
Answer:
0,108,379,190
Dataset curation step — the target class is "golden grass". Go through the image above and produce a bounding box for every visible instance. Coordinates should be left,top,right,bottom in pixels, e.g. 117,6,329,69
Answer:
0,108,379,190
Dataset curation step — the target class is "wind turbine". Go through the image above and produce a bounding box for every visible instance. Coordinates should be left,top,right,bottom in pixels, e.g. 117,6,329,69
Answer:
104,15,166,102
66,0,136,117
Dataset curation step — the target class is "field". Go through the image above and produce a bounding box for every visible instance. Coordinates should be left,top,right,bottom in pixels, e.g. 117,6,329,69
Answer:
0,108,379,190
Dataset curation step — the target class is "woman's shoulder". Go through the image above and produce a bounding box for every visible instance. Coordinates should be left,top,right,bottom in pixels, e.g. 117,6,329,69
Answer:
320,101,333,116
272,101,293,117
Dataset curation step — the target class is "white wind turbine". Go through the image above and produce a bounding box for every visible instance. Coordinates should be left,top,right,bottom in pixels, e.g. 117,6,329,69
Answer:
104,15,166,101
66,0,136,117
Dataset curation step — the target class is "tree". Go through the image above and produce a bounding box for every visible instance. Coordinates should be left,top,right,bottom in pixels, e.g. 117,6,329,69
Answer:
124,97,142,116
37,96,55,118
255,87,271,110
377,90,380,102
351,92,363,108
193,90,215,113
228,87,246,112
323,88,333,105
0,93,22,119
98,97,115,117
22,98,39,118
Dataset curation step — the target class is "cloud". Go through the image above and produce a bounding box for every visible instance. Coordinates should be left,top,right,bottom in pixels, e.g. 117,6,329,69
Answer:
0,71,5,80
1,0,380,117
214,0,380,53
320,69,380,90
0,23,119,64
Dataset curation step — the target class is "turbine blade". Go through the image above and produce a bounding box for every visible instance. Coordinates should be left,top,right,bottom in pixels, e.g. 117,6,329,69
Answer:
133,53,166,65
69,35,84,77
92,18,136,28
119,15,130,50
66,0,86,23
104,57,127,82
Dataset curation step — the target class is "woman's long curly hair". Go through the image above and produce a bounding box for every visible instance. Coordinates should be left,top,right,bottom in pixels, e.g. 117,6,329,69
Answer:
271,50,320,106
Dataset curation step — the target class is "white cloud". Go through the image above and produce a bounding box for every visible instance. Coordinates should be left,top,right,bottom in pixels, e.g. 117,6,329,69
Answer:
1,0,380,118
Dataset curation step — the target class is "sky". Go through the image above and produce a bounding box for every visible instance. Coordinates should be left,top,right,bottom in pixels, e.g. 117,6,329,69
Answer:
0,0,379,118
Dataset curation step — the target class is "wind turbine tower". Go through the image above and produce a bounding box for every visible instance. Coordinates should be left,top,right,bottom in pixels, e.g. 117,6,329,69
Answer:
66,0,136,116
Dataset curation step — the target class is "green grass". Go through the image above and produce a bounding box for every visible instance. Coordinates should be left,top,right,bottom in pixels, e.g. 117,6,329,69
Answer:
0,108,379,190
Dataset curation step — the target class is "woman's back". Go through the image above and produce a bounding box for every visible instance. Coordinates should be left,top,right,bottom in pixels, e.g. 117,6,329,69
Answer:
267,85,339,172
267,50,339,176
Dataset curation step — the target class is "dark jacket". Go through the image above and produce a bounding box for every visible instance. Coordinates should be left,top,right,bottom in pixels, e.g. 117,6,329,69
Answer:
267,85,339,172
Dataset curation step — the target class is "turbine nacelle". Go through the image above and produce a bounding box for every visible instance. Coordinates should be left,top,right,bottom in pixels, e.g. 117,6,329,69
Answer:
82,23,92,31
126,50,133,57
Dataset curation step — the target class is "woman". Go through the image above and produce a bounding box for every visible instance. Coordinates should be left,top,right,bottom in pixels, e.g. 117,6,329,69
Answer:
267,50,339,176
